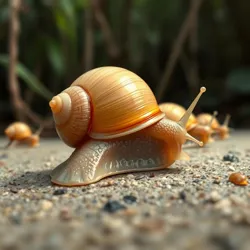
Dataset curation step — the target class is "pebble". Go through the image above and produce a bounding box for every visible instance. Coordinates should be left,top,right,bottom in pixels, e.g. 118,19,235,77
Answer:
40,200,53,210
229,172,248,186
0,153,8,159
123,195,137,204
223,153,239,162
59,207,72,221
0,161,5,167
228,166,235,171
134,175,146,180
209,191,221,203
53,189,67,195
103,200,126,213
179,191,186,201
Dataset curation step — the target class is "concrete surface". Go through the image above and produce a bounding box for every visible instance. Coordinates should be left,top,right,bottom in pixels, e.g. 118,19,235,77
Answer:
0,131,250,250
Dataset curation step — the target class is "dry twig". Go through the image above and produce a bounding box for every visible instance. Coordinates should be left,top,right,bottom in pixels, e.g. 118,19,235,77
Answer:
155,0,204,101
188,0,200,96
8,0,53,128
83,5,94,71
8,0,23,120
91,0,120,61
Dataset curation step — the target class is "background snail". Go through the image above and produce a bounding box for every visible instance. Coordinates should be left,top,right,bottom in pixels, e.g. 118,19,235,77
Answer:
159,103,217,145
196,113,231,140
49,66,206,186
4,122,43,148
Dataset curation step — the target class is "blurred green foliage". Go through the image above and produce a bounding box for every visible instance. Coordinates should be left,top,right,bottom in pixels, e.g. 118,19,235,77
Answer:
0,0,250,128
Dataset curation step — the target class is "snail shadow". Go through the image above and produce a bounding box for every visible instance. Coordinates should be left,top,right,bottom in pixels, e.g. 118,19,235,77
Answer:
6,169,53,189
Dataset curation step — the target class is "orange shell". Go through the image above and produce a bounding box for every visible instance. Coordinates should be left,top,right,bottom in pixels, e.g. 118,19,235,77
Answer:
229,172,248,186
159,103,197,131
4,122,32,141
196,113,220,129
71,67,164,139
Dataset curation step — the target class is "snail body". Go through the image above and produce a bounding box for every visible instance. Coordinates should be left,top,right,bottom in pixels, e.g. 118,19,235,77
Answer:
196,113,231,140
4,122,40,147
49,67,206,186
159,103,216,145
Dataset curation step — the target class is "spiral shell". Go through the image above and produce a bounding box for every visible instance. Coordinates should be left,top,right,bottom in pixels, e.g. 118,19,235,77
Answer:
4,122,32,141
50,67,165,147
159,103,197,131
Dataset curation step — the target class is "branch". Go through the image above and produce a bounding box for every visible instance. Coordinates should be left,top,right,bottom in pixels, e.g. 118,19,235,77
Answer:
83,5,94,71
8,0,53,128
8,0,23,120
188,0,199,96
91,0,120,61
120,0,132,66
155,0,204,101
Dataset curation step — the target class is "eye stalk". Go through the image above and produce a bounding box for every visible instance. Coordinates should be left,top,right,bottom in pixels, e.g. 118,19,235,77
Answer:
178,87,206,147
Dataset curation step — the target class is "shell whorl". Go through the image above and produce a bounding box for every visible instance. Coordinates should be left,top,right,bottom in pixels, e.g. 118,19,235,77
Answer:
50,86,91,148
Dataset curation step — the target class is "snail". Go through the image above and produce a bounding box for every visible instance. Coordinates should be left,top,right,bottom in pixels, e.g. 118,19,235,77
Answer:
4,122,42,148
159,102,217,145
49,66,206,186
196,113,231,140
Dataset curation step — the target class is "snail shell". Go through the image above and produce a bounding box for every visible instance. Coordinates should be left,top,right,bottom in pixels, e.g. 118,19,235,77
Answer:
50,67,165,147
159,103,197,131
5,122,32,141
4,122,41,148
196,113,220,130
197,113,231,140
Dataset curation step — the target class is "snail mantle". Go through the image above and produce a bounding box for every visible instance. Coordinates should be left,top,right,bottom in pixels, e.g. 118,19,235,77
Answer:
49,66,206,186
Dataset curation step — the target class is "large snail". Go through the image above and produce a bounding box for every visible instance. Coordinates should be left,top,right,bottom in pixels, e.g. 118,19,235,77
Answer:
196,113,231,140
49,66,206,186
4,122,42,148
159,103,217,145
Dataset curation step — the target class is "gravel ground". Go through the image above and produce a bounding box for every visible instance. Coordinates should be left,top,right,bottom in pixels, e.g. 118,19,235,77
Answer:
0,131,250,250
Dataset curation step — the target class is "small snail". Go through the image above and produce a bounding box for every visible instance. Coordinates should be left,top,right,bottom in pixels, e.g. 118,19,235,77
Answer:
49,66,206,186
4,122,42,148
196,113,231,140
159,102,217,145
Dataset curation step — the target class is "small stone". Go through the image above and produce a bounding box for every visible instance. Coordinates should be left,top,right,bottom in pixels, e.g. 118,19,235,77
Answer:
59,207,72,221
45,162,52,167
214,198,231,210
149,172,155,178
135,175,146,180
9,214,22,225
103,200,126,213
229,172,248,186
229,166,235,171
100,180,115,187
179,191,186,201
10,188,19,193
0,153,8,159
0,161,5,167
40,200,53,210
53,189,67,195
209,191,221,203
123,195,137,204
223,153,239,162
213,179,221,184
134,218,165,232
